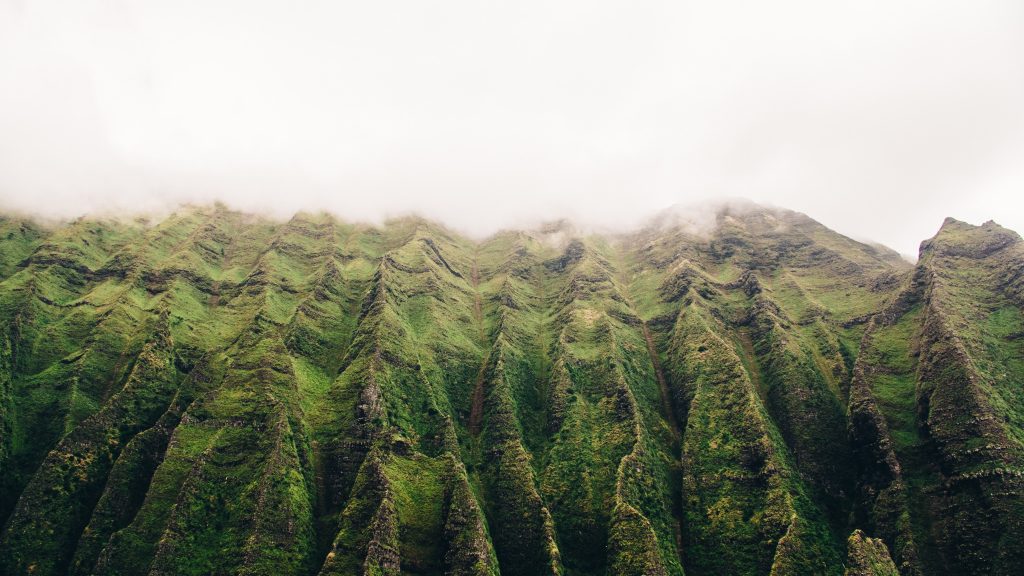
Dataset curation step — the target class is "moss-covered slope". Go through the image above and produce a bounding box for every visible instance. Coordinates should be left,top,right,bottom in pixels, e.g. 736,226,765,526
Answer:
0,205,1021,575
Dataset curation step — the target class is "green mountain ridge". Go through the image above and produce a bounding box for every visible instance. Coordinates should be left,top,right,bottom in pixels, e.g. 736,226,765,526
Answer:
0,203,1020,575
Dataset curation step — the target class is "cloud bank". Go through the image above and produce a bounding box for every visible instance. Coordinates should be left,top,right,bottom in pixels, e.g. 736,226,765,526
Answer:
1,0,1022,256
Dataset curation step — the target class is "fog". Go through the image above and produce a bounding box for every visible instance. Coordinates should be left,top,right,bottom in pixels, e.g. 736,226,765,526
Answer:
1,1,1022,257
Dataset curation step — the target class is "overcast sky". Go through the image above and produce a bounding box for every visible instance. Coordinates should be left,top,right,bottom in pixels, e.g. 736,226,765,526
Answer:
1,1,1022,256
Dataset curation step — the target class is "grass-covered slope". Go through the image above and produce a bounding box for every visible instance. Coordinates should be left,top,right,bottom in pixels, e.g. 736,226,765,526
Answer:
847,218,1024,575
0,204,1021,575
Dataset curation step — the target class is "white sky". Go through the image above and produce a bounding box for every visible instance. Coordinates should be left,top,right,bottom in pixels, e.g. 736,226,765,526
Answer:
1,0,1022,256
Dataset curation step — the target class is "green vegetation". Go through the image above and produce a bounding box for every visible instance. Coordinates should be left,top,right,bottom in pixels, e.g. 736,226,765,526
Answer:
1,205,1022,575
844,530,900,576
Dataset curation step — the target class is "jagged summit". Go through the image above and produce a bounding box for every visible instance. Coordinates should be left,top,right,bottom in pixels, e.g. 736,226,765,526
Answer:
921,216,1022,260
0,205,1021,575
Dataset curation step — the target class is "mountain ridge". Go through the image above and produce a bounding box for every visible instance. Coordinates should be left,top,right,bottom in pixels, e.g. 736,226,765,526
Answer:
0,202,1021,575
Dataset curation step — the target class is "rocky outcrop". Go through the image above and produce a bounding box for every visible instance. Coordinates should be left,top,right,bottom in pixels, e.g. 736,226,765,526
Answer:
844,530,900,576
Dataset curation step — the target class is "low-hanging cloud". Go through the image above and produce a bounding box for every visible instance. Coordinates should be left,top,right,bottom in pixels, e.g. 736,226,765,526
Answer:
1,0,1022,256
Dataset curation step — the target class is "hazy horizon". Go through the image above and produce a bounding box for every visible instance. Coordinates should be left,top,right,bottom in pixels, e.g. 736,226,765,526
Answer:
2,0,1022,256
0,196,1005,262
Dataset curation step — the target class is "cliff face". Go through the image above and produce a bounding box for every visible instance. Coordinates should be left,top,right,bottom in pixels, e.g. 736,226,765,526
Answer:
0,204,1020,576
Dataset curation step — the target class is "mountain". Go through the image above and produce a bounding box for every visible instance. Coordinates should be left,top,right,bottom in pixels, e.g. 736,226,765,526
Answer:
0,202,1021,576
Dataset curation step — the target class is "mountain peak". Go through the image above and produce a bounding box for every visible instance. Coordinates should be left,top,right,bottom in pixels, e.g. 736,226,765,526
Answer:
0,207,1021,575
921,216,1021,260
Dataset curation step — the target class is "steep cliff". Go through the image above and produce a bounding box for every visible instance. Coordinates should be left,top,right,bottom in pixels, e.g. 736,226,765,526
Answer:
1,204,1020,575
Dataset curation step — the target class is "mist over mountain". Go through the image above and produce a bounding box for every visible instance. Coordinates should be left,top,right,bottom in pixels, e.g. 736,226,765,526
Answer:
0,202,1021,575
3,1,1024,257
3,0,1023,573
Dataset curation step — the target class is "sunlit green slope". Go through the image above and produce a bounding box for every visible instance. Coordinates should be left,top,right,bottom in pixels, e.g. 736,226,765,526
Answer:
0,204,1021,576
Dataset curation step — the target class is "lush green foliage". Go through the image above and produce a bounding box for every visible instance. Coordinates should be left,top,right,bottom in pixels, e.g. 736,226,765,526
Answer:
0,206,1022,575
